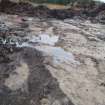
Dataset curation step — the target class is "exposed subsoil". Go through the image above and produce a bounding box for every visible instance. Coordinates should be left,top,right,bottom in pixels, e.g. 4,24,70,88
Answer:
0,1,105,23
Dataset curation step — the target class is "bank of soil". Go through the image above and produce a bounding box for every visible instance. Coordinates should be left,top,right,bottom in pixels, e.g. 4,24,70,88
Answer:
0,1,105,23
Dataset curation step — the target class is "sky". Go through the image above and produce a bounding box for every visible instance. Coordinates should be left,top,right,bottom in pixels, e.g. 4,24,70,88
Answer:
96,0,105,2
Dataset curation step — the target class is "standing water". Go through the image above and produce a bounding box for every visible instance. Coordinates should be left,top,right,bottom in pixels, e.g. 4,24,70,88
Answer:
16,34,80,65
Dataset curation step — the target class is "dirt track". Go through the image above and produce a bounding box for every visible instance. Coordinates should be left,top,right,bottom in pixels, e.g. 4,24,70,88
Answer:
0,13,105,105
0,46,74,105
0,1,105,105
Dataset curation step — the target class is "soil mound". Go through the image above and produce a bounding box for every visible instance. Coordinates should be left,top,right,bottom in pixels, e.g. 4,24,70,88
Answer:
0,1,105,23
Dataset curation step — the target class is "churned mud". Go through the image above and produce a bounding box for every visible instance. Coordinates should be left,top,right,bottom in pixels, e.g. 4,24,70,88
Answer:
0,14,75,105
0,45,74,105
0,2,105,105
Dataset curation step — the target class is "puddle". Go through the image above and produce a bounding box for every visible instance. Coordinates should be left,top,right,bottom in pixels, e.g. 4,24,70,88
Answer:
17,43,79,65
35,45,80,65
0,34,58,46
16,34,59,47
2,33,79,65
28,34,59,46
16,42,32,48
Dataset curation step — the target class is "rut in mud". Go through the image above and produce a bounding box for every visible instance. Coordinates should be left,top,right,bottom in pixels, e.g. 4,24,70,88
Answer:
0,19,74,105
0,46,74,105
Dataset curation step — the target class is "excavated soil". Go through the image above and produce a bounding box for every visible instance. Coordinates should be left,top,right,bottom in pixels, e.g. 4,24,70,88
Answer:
0,1,105,23
0,1,105,105
0,14,105,105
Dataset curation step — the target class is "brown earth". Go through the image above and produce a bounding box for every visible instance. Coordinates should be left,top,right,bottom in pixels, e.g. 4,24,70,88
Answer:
0,1,105,23
0,1,105,105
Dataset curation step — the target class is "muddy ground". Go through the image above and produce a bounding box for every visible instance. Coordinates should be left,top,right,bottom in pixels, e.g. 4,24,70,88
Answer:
0,14,75,105
0,45,74,105
0,13,105,105
0,1,105,105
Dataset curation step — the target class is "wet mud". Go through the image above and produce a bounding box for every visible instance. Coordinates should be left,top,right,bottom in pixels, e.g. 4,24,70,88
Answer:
0,1,105,104
0,19,75,105
0,45,74,105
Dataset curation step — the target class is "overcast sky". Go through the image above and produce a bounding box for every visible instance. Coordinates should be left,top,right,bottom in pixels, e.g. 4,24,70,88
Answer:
96,0,105,2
